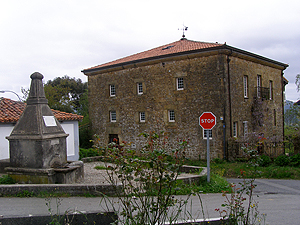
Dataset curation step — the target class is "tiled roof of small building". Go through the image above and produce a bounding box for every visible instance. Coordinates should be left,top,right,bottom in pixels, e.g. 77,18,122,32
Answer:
83,38,224,71
0,97,83,123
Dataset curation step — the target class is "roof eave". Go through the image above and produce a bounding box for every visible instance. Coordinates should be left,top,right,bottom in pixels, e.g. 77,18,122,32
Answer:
82,44,289,75
224,45,289,70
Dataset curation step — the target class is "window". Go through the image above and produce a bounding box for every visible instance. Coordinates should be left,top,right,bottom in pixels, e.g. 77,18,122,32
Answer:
243,76,248,98
257,75,261,97
233,122,238,137
110,111,116,122
243,121,248,136
140,112,145,122
176,77,184,90
110,85,116,97
137,82,143,95
269,80,273,100
168,110,175,122
203,129,212,139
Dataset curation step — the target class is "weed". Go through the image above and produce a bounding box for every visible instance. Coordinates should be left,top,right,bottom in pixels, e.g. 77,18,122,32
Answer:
217,178,265,225
45,197,72,225
0,175,15,184
217,143,266,225
16,190,35,197
99,131,209,225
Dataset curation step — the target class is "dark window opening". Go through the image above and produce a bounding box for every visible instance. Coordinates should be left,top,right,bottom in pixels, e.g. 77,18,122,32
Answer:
109,134,119,145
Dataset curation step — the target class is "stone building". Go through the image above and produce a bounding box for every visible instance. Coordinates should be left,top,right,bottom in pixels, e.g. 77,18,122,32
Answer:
82,38,288,160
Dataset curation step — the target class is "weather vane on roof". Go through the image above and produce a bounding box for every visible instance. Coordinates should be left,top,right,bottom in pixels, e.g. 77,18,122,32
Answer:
178,24,188,39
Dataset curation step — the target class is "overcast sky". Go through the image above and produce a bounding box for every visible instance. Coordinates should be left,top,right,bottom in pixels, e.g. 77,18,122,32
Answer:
1,0,299,102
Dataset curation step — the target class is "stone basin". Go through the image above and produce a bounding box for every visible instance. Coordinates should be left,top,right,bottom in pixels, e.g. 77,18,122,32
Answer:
5,161,84,184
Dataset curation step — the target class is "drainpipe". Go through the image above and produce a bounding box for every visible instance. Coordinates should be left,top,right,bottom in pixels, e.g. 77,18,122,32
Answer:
224,52,233,160
223,106,226,159
281,71,285,146
227,52,232,139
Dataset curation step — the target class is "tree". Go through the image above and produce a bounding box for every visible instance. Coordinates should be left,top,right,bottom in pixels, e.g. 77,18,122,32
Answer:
289,74,300,126
44,76,93,148
285,101,300,126
296,74,300,92
43,75,88,114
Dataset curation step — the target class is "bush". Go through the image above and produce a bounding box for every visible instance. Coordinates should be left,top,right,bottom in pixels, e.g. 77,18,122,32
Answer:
79,148,104,159
79,115,93,149
258,155,272,167
100,131,192,225
290,153,300,167
274,154,290,167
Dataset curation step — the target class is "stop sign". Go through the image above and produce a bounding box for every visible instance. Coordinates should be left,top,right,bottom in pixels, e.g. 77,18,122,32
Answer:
199,112,216,130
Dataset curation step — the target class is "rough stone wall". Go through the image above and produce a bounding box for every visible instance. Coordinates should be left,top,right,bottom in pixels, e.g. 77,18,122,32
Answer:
228,57,284,141
88,53,284,160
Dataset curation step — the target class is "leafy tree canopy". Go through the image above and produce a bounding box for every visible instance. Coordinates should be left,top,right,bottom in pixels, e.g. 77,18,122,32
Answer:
285,101,300,126
284,74,300,128
296,74,300,92
43,75,88,115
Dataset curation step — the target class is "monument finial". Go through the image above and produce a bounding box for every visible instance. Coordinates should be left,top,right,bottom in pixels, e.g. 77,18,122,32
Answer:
27,72,48,105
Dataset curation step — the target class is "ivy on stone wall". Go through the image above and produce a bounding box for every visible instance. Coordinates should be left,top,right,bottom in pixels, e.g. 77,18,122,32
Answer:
251,97,265,130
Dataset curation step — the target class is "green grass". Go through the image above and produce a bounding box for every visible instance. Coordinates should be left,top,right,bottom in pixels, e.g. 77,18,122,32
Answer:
186,160,300,180
258,166,300,179
174,174,232,195
142,173,231,196
94,165,108,170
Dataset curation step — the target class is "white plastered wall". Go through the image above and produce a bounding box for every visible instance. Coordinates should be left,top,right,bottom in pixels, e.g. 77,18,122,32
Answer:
0,121,80,161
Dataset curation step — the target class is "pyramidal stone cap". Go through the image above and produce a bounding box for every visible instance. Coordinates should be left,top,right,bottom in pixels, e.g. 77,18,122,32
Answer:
7,72,68,140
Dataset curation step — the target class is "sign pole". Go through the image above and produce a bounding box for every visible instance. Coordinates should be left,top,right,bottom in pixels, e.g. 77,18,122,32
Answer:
207,130,210,183
199,112,216,183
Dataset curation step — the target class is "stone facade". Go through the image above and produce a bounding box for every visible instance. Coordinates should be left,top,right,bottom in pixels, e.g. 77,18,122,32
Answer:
83,39,288,160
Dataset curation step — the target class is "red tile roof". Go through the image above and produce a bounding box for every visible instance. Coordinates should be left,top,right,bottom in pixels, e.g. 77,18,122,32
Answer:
0,98,83,123
83,39,224,72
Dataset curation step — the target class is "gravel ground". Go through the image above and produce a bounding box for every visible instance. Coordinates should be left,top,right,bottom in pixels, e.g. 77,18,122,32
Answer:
80,161,205,185
79,161,112,185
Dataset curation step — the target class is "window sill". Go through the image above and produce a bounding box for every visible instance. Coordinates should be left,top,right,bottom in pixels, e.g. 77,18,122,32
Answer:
166,122,177,128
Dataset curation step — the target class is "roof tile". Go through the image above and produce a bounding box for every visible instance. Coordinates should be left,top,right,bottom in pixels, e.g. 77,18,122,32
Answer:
84,39,224,71
0,98,83,123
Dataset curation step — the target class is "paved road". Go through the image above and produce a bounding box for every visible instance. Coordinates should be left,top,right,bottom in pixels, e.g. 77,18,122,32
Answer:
0,179,299,224
227,178,300,225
